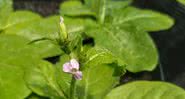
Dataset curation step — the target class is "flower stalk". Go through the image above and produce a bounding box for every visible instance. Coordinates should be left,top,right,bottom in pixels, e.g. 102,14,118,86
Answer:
63,59,83,99
70,77,76,99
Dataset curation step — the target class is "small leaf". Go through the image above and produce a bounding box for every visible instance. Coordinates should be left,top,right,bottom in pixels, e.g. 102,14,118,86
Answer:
104,81,185,99
112,7,174,32
84,47,118,67
68,32,83,56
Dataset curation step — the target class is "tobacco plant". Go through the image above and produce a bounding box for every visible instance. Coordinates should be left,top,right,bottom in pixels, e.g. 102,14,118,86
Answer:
0,0,185,99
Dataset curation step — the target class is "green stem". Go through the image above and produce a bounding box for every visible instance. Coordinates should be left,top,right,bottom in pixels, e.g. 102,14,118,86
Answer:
70,77,76,99
99,0,106,24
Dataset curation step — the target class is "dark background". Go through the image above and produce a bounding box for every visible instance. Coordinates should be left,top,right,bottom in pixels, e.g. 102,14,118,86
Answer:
13,0,185,88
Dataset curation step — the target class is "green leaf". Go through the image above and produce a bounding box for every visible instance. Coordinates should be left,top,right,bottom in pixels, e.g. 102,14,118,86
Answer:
0,0,13,29
0,35,43,69
30,40,63,58
86,24,158,72
55,54,72,97
0,34,37,57
75,47,126,99
0,11,62,58
0,63,31,99
4,15,57,40
84,47,120,67
0,34,62,58
112,7,174,32
3,11,41,30
60,1,95,17
3,15,87,58
24,60,65,98
76,64,120,99
64,16,86,33
106,0,132,10
85,0,106,22
67,32,83,57
104,81,185,99
3,15,63,58
4,15,85,40
177,0,185,5
0,34,65,98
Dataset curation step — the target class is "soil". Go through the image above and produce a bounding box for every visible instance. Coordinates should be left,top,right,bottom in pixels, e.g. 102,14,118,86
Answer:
14,0,185,88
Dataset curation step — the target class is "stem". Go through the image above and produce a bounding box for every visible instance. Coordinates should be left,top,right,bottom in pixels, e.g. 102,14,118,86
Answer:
99,0,106,24
70,77,76,99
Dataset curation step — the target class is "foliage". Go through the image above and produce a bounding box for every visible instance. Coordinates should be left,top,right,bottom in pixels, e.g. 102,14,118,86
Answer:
177,0,185,5
0,0,184,99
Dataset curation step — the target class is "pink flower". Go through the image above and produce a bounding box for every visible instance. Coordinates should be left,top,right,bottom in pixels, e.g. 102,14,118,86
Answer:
63,59,82,80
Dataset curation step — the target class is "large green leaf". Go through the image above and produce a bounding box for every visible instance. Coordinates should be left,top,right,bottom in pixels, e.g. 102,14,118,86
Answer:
4,15,85,40
75,47,125,99
86,24,158,72
106,0,132,10
0,0,13,29
111,7,174,32
3,15,57,40
177,0,185,5
104,81,185,99
3,11,41,30
60,1,95,17
3,15,87,58
30,40,62,58
0,11,62,58
0,34,66,98
0,34,62,58
0,35,43,99
75,64,120,99
0,63,31,99
24,60,65,98
3,15,63,58
0,34,37,58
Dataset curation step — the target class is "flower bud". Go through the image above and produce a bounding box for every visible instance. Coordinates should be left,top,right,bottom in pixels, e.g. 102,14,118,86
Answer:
59,16,68,41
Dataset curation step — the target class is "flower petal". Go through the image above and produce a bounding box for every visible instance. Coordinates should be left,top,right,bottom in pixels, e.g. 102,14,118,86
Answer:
63,62,72,73
74,71,82,80
70,59,79,70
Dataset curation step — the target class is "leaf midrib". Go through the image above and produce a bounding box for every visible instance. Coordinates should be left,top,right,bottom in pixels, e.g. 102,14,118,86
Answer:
116,14,156,25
